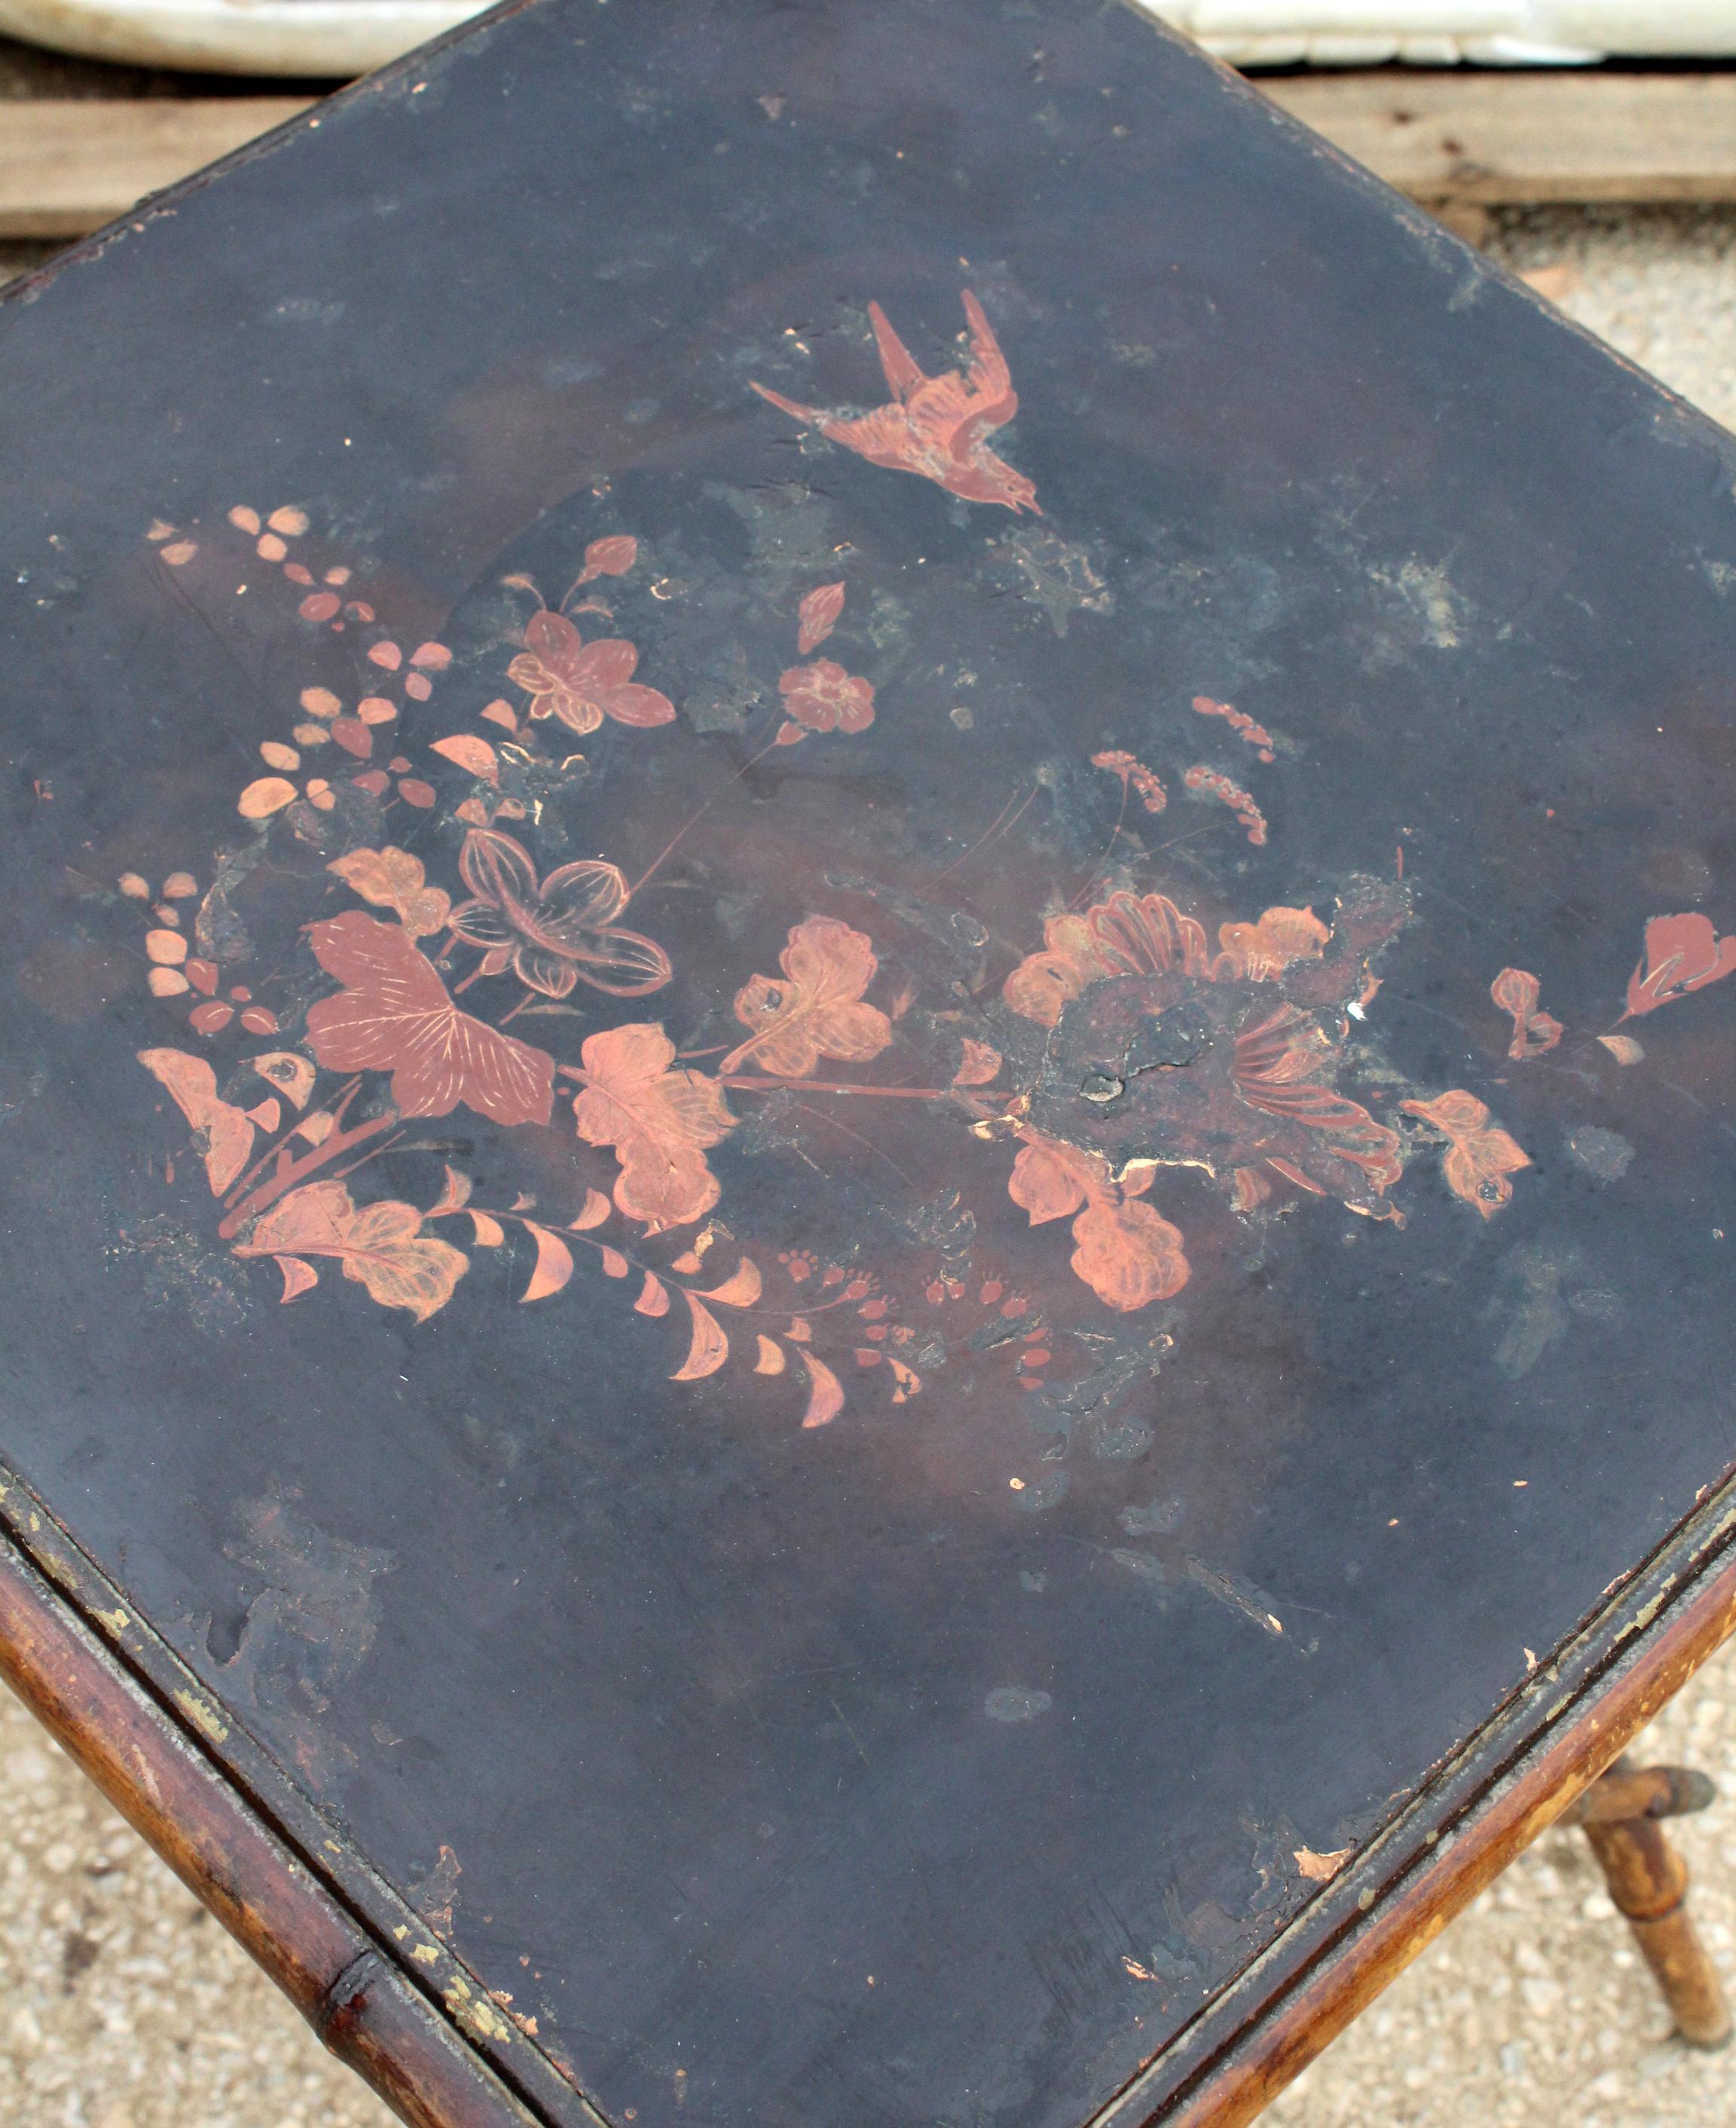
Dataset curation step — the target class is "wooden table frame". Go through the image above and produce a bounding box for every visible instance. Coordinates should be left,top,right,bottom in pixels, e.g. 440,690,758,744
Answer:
3,1449,1734,2127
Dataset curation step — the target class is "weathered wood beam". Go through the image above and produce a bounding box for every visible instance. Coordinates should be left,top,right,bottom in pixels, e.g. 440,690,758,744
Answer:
5,73,1736,242
0,97,313,238
1264,69,1736,206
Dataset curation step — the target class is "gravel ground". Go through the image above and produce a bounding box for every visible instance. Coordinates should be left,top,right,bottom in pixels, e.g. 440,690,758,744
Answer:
3,197,1736,2127
0,1684,394,2128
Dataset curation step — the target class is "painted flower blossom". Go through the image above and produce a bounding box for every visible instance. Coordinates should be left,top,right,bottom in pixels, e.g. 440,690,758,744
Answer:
1002,881,1410,1228
448,828,672,999
778,659,875,735
507,610,675,735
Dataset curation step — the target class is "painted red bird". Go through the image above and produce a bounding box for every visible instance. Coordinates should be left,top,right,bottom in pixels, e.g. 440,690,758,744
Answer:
753,290,1039,514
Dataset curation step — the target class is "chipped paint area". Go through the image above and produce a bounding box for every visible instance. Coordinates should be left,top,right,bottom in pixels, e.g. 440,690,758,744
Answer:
1370,557,1464,651
172,1689,230,1744
442,1971,515,2044
1294,1844,1353,1882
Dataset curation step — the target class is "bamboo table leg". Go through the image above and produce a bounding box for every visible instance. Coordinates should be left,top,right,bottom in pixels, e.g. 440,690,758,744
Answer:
1565,1754,1731,2047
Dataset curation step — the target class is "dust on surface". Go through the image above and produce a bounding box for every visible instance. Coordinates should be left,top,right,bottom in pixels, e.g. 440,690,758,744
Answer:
4,195,1736,2128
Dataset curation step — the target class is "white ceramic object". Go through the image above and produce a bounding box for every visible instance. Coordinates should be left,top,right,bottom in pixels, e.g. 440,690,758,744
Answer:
0,0,481,75
1144,2,1736,66
3,0,1736,79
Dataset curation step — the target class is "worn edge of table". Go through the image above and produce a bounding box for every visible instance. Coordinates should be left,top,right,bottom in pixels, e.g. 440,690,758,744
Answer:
1085,1470,1736,2126
5,1449,1734,2128
0,1464,604,2128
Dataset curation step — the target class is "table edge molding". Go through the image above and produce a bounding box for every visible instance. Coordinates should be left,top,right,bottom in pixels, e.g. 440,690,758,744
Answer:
1095,1475,1736,2125
0,1489,601,2128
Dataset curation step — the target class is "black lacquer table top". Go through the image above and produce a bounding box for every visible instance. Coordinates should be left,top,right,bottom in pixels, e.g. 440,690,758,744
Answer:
2,5,1735,2123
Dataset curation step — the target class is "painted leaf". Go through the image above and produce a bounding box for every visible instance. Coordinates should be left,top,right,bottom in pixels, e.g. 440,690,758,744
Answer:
305,913,555,1127
600,1248,631,1278
952,1038,1002,1087
1401,1090,1530,1219
274,1255,318,1303
796,581,846,655
1625,913,1736,1018
234,1178,467,1322
137,1049,255,1196
1597,1034,1645,1066
1010,1130,1190,1311
700,1258,763,1308
671,1292,729,1380
754,1335,786,1375
887,1356,921,1403
238,776,298,819
430,735,500,783
571,1022,736,1227
1069,1197,1190,1313
723,916,893,1076
634,1271,671,1317
576,534,638,583
1007,1136,1093,1225
798,1352,845,1429
429,1163,473,1216
1491,966,1563,1060
570,1189,613,1231
521,1225,574,1301
328,847,453,940
469,1212,506,1246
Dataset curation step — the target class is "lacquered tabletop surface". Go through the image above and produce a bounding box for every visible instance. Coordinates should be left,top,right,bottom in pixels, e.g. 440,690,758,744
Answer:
2,4,1734,2121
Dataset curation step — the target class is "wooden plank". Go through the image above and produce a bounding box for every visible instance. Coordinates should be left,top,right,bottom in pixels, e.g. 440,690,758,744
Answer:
3,74,1736,240
1265,69,1736,205
0,98,313,238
